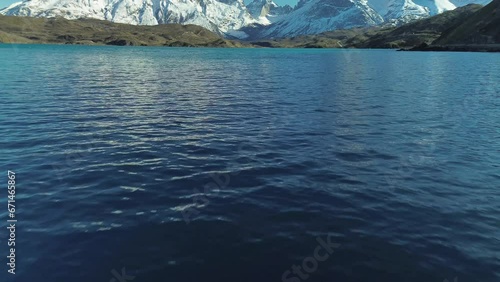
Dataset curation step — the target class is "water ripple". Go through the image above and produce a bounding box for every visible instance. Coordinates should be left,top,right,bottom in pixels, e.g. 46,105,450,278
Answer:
1,45,499,282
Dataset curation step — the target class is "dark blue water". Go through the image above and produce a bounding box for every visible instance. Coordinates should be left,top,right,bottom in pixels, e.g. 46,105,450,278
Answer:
1,44,499,282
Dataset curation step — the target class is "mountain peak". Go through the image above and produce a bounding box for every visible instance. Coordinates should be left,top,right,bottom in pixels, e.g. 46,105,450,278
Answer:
246,0,293,24
0,0,256,36
0,0,492,39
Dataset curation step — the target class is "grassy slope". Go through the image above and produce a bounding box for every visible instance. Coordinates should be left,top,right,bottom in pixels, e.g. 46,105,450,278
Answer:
252,4,483,49
357,4,483,48
251,27,386,48
1,4,498,51
434,0,500,45
0,15,248,47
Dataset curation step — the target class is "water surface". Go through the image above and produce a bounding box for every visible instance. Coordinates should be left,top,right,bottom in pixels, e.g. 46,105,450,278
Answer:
1,45,499,282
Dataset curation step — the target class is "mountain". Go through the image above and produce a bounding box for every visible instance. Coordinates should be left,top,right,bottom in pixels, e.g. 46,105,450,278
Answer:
246,0,293,24
370,0,456,24
359,3,484,47
434,0,500,44
2,2,498,52
253,0,490,38
0,0,255,37
0,0,494,39
375,0,490,23
250,3,484,48
257,0,385,38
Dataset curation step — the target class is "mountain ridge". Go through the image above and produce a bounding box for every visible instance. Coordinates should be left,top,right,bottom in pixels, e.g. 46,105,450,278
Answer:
434,0,500,44
0,0,256,37
0,0,494,39
1,3,499,52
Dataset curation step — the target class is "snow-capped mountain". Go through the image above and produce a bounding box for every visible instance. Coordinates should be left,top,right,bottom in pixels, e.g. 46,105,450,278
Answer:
256,0,491,38
0,0,493,39
368,0,492,24
258,0,384,38
369,0,456,24
0,0,255,36
246,0,293,24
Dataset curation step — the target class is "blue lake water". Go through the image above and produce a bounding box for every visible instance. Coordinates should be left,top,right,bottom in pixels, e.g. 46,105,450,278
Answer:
0,44,499,282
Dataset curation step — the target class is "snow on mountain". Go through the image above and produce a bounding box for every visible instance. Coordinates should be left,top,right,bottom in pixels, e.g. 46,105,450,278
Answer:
259,0,385,38
246,0,293,24
372,0,490,25
257,0,491,38
412,0,456,14
383,0,434,23
0,0,493,39
0,0,255,37
448,0,492,5
367,0,456,24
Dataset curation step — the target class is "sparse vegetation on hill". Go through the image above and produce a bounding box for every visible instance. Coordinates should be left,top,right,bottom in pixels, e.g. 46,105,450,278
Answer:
357,4,484,48
1,2,499,52
256,4,485,49
0,15,248,47
434,0,500,45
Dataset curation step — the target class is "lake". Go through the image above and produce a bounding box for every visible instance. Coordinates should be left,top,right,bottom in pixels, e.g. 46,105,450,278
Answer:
0,44,499,282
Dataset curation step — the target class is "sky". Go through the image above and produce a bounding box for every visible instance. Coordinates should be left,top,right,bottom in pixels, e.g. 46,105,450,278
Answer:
2,0,16,8
1,0,299,9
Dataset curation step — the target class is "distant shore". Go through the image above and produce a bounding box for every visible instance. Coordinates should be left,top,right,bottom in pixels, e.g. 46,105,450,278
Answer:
1,13,499,52
402,43,500,52
4,40,500,53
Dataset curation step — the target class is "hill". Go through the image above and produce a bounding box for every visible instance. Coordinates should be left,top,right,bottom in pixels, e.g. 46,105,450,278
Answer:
0,15,247,47
434,0,500,44
251,4,484,49
2,5,499,52
357,4,484,48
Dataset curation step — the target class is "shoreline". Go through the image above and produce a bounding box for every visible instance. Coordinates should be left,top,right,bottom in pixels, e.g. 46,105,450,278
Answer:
3,42,500,53
401,43,500,52
1,13,499,52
